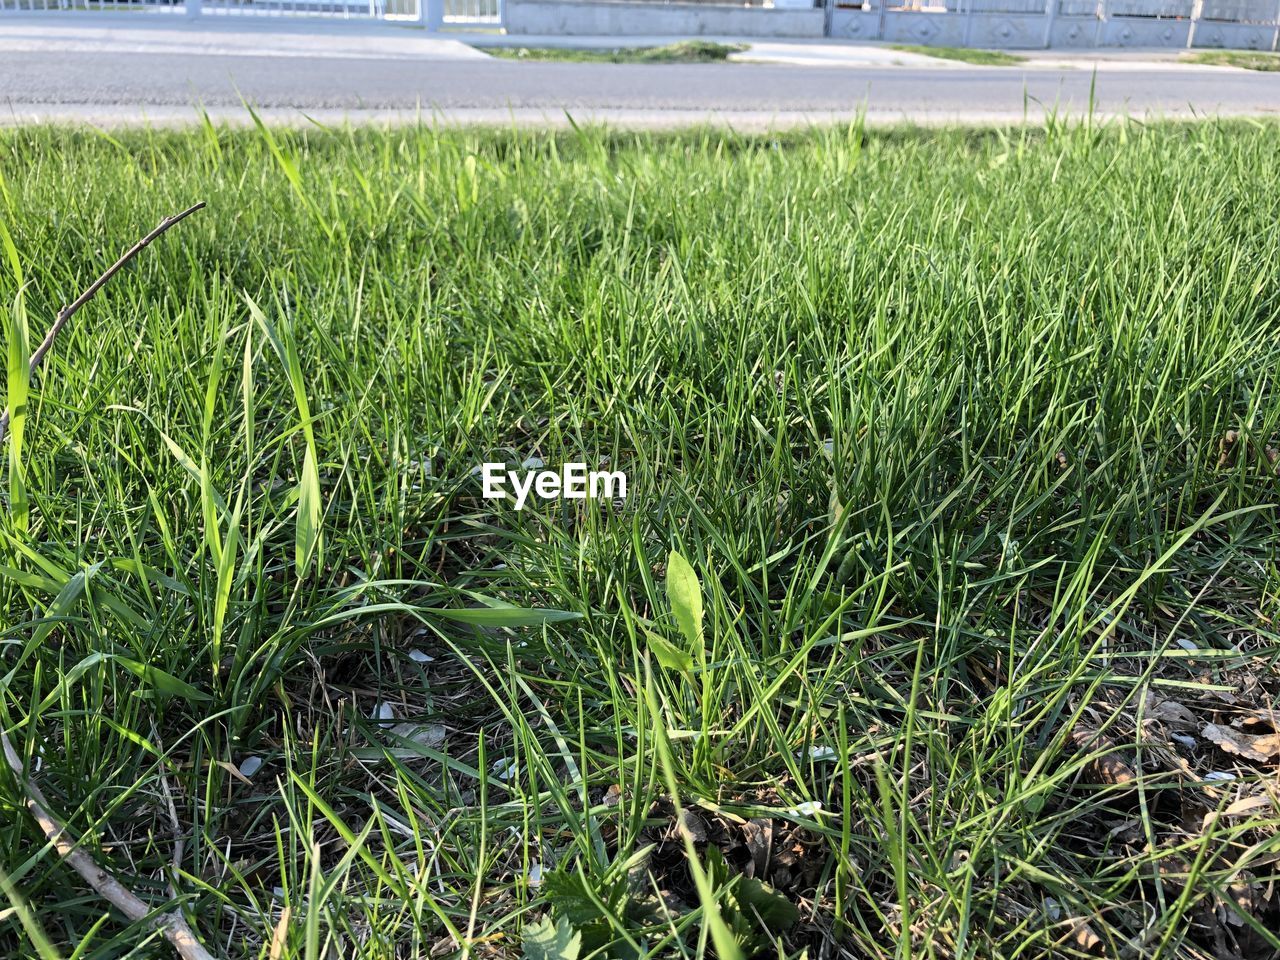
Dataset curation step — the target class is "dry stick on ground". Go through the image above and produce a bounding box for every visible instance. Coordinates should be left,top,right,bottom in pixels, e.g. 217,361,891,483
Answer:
1,202,214,960
1,732,215,960
0,200,206,447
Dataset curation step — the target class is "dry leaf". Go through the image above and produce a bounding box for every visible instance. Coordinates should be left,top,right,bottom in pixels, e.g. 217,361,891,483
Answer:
741,817,773,877
1149,699,1197,728
268,906,291,960
1202,723,1280,763
1223,795,1273,818
1066,918,1104,954
1218,429,1240,468
1223,876,1260,927
389,722,447,749
1072,728,1137,785
214,759,253,786
1203,794,1275,831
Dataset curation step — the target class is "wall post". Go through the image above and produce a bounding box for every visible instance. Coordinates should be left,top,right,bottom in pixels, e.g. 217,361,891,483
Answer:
1186,0,1205,46
418,0,445,30
1042,0,1058,46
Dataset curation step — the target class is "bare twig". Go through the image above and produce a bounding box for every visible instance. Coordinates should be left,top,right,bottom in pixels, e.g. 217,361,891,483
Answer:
2,729,215,960
0,201,215,959
153,725,185,899
0,201,206,448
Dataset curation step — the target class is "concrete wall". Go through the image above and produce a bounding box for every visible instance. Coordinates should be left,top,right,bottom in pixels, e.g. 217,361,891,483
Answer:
511,0,1279,49
870,9,1048,45
506,0,826,35
1099,16,1192,46
1192,19,1280,44
829,0,1277,47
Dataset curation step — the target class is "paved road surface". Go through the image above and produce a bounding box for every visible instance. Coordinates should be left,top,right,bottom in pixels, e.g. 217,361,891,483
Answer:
2,16,1278,126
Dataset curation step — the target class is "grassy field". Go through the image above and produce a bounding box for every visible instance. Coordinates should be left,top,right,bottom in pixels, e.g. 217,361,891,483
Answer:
2,120,1280,960
889,45,1026,66
484,41,745,64
1183,50,1280,71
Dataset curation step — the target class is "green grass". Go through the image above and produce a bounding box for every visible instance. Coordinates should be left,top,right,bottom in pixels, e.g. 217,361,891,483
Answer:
892,44,1027,65
2,120,1280,960
1184,49,1280,71
484,40,745,63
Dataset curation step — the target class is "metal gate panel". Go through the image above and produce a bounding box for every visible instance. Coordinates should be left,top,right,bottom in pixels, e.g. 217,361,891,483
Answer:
0,0,186,15
829,5,881,37
967,12,1048,43
1192,18,1279,43
1099,15,1192,44
1048,14,1102,43
0,0,501,22
880,10,970,43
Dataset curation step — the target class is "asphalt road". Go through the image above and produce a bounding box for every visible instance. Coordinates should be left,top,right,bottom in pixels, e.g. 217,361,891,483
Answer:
4,48,1280,126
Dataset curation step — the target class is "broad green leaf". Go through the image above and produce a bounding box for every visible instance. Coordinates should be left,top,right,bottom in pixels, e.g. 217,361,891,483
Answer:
199,456,222,567
538,870,622,955
643,626,693,674
735,874,800,931
0,216,22,286
115,656,212,702
296,443,321,577
420,604,580,627
213,487,244,668
701,847,798,952
521,915,581,960
665,550,703,652
0,564,60,591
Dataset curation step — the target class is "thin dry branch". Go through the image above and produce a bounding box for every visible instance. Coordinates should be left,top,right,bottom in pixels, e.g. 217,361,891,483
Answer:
1,202,214,959
0,201,206,447
2,730,215,960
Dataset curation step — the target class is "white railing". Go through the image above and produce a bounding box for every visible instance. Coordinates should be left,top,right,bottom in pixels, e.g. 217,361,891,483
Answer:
444,0,500,23
0,0,186,13
1201,0,1278,19
0,0,502,22
197,0,382,18
1105,0,1193,15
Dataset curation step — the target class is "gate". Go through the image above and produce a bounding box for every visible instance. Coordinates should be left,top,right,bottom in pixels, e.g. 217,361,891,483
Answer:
0,0,502,27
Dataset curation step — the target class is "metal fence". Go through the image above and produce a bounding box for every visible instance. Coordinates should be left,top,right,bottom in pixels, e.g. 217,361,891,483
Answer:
831,0,1280,47
0,0,502,24
0,0,188,12
4,0,1276,47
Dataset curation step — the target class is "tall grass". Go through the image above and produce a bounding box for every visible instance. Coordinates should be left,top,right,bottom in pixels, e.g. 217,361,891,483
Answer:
1,120,1279,959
